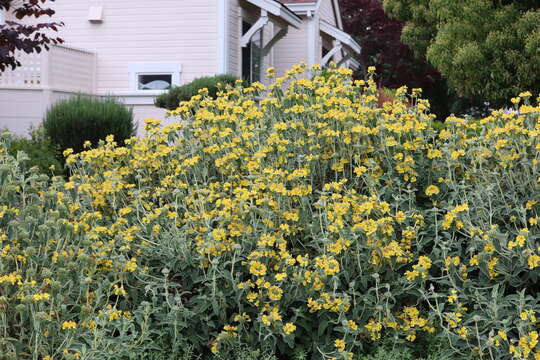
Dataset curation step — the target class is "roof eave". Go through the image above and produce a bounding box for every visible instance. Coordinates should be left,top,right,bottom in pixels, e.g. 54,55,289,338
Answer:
284,2,317,15
245,0,303,28
320,20,361,55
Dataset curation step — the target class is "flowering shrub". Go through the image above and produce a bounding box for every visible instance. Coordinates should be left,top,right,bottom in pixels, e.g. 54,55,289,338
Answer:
0,64,539,360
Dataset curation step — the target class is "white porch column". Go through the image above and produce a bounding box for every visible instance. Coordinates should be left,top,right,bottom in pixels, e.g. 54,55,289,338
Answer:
306,10,317,66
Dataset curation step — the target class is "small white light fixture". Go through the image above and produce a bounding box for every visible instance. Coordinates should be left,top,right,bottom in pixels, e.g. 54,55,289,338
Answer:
88,6,103,23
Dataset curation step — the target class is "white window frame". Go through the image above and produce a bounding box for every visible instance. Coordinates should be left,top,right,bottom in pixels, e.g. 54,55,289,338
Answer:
128,62,181,92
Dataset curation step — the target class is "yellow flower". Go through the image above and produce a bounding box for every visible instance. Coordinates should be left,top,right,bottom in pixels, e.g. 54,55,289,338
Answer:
63,148,74,157
365,319,382,340
447,289,458,303
520,309,536,322
354,166,367,176
526,200,538,210
283,322,296,334
425,185,440,196
61,321,77,330
32,293,51,302
268,285,283,301
124,258,137,272
249,261,267,276
335,339,346,352
211,341,219,354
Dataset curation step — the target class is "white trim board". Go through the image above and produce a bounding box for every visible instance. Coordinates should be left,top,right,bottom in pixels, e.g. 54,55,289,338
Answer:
99,91,167,105
284,2,317,15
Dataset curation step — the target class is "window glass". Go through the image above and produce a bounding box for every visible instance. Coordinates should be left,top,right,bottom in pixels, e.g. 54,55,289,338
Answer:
138,74,172,90
242,22,252,83
251,29,262,83
242,21,262,83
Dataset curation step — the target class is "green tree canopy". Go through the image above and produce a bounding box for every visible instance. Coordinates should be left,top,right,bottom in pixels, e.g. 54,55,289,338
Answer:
382,0,540,106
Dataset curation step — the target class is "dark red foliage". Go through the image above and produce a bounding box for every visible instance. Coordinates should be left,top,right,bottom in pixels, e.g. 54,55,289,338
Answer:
0,0,63,71
339,0,440,90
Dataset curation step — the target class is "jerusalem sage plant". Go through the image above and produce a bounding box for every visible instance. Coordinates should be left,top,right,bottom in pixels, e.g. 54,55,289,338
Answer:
0,64,539,359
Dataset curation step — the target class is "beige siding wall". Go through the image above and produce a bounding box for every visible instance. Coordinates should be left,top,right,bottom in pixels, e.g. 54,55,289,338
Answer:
319,0,338,26
228,0,241,76
274,19,308,77
47,0,219,93
0,90,45,136
129,105,169,137
0,90,83,136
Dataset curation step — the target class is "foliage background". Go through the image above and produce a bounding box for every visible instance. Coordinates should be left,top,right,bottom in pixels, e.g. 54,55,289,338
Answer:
382,0,540,107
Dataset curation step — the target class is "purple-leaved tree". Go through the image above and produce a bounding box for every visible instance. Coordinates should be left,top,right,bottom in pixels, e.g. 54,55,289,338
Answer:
0,0,63,71
339,0,440,90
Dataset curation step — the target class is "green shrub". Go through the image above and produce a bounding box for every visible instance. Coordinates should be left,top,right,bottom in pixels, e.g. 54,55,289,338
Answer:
42,95,136,156
155,74,242,110
2,126,63,175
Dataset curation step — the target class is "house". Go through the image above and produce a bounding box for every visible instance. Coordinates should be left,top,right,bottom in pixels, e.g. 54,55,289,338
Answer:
0,0,361,136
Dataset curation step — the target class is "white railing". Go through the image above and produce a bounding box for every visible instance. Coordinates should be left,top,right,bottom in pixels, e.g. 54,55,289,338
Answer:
0,45,96,93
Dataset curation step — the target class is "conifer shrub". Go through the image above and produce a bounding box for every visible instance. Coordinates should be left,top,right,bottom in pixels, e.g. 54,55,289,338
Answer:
154,74,242,110
0,64,539,360
42,95,135,156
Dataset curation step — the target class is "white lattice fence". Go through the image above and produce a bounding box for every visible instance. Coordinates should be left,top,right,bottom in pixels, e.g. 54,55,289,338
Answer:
0,45,95,91
0,51,43,87
48,45,96,93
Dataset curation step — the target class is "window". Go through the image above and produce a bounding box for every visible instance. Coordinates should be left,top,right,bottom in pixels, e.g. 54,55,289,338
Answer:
128,62,181,91
242,21,262,83
138,74,172,90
